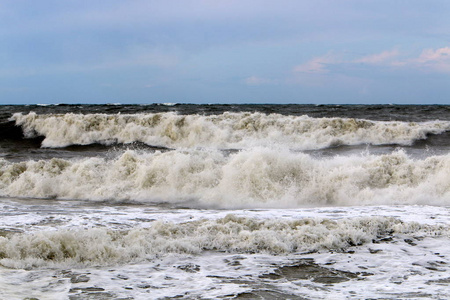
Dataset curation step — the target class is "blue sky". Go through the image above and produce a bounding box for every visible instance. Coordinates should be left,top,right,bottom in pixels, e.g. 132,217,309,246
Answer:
1,0,450,104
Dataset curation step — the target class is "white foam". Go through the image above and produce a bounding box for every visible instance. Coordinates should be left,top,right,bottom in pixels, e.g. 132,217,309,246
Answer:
1,202,449,299
0,214,446,269
11,112,450,149
0,149,448,207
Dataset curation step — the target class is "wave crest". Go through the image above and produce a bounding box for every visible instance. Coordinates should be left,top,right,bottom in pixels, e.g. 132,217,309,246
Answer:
0,149,448,207
12,112,450,149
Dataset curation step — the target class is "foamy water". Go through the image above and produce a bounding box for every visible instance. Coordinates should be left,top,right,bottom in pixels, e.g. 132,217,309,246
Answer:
0,149,449,207
12,112,450,149
0,200,449,299
0,104,449,299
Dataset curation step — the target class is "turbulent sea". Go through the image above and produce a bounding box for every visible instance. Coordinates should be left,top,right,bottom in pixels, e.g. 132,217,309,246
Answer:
0,104,449,299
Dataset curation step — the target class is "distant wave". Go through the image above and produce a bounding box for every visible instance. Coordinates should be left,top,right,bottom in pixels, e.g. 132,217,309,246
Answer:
0,214,445,268
0,149,448,207
11,112,450,149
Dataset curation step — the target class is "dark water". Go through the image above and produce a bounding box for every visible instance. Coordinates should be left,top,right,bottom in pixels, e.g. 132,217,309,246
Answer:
1,103,449,120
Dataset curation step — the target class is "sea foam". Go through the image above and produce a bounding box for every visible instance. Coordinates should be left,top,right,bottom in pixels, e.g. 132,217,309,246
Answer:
0,149,448,207
0,215,445,268
11,112,450,149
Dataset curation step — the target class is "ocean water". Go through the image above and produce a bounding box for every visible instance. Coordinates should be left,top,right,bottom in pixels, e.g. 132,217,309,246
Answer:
0,104,449,299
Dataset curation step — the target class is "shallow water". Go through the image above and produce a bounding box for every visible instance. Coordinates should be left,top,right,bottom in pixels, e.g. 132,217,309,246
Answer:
1,199,449,299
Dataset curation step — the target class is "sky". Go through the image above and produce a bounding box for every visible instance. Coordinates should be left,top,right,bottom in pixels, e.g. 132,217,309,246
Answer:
1,0,450,104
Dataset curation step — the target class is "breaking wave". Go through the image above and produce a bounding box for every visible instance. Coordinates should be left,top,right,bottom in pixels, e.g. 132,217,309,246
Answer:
11,112,450,149
0,215,446,268
0,149,448,207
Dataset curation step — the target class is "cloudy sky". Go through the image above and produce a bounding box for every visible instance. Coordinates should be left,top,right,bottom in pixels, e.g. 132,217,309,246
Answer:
1,0,450,104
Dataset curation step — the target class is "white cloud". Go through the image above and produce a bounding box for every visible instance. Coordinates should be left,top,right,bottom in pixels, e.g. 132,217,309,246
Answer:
354,49,399,65
356,47,450,72
293,53,338,74
416,47,450,63
413,47,450,72
293,47,450,76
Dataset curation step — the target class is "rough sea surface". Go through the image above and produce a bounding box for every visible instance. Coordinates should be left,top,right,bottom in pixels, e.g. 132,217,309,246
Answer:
0,104,449,299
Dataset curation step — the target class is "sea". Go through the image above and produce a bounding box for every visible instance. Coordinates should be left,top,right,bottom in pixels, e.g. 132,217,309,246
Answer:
0,103,449,299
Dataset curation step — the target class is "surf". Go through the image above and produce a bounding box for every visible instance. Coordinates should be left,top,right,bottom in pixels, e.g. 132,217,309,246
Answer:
11,112,450,149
